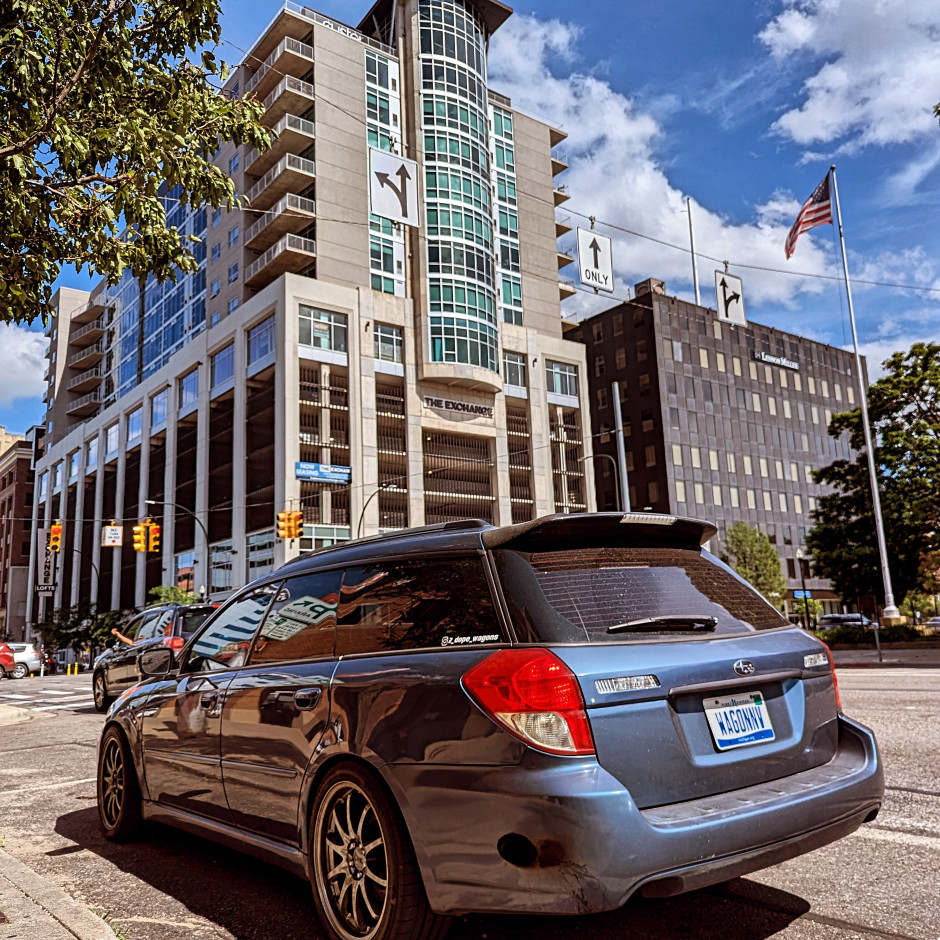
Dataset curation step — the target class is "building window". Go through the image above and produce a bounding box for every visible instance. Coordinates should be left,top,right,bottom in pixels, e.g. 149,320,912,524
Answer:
211,344,235,387
503,351,526,387
151,388,168,425
699,348,709,369
615,347,626,369
374,323,403,363
691,447,701,469
86,438,98,470
594,356,606,377
105,423,119,455
38,470,48,500
228,297,239,316
595,387,608,409
712,485,722,506
648,481,660,503
211,243,221,263
210,278,221,298
228,225,239,247
298,306,346,353
126,406,142,441
229,153,239,174
68,451,79,479
546,360,578,397
716,352,726,372
52,462,61,491
636,340,647,362
228,262,238,283
248,315,276,363
675,479,686,503
212,207,221,227
644,444,656,468
179,369,198,408
672,444,683,466
592,322,603,343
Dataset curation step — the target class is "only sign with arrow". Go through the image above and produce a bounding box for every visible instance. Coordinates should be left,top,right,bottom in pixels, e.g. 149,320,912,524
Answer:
714,270,746,325
576,227,614,293
369,148,420,228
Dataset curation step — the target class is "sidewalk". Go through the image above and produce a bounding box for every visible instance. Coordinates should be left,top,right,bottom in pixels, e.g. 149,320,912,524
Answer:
0,848,118,940
829,646,940,668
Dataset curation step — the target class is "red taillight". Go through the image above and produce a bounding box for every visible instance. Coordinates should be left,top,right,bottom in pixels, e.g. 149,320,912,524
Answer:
163,636,185,651
462,649,595,755
820,641,841,710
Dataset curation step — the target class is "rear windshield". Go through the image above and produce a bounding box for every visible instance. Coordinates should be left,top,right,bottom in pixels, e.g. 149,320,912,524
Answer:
494,546,789,643
179,607,216,639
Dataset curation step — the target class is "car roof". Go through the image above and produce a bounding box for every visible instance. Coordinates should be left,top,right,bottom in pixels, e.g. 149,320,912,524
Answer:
274,512,719,578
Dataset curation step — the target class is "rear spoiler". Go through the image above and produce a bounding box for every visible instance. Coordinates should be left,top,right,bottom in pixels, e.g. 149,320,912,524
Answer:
481,512,718,551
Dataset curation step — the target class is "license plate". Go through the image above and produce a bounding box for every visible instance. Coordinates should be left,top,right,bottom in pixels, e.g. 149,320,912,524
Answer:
704,691,775,751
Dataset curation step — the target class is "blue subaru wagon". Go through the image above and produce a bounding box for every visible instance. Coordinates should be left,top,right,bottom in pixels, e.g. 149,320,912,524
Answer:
97,512,883,940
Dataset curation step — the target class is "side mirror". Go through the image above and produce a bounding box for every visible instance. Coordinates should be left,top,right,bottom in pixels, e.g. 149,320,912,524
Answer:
138,647,174,678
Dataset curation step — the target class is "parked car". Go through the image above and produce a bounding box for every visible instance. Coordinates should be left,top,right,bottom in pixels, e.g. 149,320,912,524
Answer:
922,617,940,635
0,642,15,678
816,613,877,630
96,513,884,940
9,643,42,678
92,603,219,711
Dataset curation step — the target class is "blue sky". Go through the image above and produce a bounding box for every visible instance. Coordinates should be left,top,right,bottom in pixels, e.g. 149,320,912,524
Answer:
3,0,937,434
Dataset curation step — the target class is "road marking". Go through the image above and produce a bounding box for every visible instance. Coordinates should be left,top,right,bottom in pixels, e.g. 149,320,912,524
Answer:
33,689,79,696
0,777,96,797
855,827,940,849
32,700,94,711
0,694,32,700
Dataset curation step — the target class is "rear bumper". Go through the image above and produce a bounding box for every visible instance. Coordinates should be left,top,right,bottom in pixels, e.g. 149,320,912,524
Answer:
383,714,883,915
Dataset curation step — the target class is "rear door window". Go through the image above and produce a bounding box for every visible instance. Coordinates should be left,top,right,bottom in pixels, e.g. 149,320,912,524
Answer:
250,570,342,663
494,546,789,643
336,556,502,655
179,607,216,639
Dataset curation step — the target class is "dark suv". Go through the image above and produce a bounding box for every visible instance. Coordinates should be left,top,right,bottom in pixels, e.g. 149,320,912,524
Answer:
96,513,883,940
92,603,218,711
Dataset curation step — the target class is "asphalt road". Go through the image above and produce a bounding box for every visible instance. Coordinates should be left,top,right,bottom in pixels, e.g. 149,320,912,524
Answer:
0,670,937,940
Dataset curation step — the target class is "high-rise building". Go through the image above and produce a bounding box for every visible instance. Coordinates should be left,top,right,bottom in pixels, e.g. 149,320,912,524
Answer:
0,434,33,640
565,278,866,616
29,0,594,623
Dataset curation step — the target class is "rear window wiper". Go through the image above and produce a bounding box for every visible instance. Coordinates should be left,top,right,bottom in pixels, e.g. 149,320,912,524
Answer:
607,615,718,634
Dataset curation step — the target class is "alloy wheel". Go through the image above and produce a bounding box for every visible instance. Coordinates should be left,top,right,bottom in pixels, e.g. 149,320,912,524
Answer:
93,673,107,710
99,735,126,831
314,780,389,940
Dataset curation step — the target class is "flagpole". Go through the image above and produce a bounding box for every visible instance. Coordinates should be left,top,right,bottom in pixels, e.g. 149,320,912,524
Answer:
829,164,900,621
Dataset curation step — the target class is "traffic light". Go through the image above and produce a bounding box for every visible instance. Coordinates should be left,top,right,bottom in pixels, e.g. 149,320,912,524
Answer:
48,520,63,552
147,520,160,553
277,510,304,539
132,522,146,552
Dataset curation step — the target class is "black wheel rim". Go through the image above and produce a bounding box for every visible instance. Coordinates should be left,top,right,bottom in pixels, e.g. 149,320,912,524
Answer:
100,736,125,829
314,781,389,940
94,674,105,708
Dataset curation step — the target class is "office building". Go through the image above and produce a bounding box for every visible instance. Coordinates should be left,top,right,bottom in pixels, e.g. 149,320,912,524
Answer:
29,0,594,623
0,435,33,640
565,278,865,615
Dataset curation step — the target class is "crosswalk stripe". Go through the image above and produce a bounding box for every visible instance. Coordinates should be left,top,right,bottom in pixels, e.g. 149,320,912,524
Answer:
32,700,95,711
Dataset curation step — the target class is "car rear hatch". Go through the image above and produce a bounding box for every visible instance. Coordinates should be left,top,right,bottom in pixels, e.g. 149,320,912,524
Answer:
487,513,840,809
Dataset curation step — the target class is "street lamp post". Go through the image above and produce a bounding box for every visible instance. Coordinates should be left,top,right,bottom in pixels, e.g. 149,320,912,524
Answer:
795,548,810,630
356,480,399,539
577,453,621,511
145,499,210,600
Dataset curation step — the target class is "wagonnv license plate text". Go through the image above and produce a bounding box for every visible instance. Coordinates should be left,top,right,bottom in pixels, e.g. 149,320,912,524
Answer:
704,691,775,751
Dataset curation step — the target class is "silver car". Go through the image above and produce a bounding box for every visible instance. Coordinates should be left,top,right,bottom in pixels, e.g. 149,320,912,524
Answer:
9,643,41,679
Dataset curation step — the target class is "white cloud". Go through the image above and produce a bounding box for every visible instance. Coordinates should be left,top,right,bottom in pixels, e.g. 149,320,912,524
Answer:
760,0,940,153
488,15,835,314
0,325,47,409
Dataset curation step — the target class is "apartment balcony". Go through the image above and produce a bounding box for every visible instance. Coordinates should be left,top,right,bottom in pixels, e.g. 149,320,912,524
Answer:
551,149,568,176
66,388,103,416
263,75,315,126
70,314,108,346
66,364,104,393
557,249,574,270
245,234,317,289
66,339,106,370
245,114,316,177
553,183,570,207
245,194,317,251
245,37,314,101
487,89,511,108
71,293,117,325
555,214,572,237
559,278,576,300
43,363,51,381
549,125,568,148
247,153,316,210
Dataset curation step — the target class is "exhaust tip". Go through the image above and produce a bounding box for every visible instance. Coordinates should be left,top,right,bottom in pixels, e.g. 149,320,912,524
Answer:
864,807,880,824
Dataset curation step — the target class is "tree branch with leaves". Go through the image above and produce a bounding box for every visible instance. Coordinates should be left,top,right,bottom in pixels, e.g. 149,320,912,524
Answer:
0,0,270,324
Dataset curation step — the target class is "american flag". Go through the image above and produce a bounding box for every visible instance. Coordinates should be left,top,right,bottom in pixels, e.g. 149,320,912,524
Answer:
785,173,832,259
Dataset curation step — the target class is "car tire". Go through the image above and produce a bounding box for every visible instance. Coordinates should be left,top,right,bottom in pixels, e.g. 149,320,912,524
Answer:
97,726,143,841
310,763,451,940
93,671,112,712
12,663,28,680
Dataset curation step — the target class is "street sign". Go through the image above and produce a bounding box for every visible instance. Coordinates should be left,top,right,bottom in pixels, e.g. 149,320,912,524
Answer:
794,590,812,599
36,528,57,594
295,462,352,483
369,148,419,228
576,228,614,293
715,270,746,324
101,525,123,547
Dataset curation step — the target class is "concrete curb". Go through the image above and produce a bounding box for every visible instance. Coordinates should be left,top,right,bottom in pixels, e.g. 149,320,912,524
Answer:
0,704,44,727
0,848,119,940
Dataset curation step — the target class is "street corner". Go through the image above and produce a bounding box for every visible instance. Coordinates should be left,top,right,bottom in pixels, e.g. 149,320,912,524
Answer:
0,704,51,727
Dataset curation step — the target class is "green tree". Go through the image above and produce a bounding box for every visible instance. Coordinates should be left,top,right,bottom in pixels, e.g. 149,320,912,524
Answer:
807,342,940,607
721,521,787,609
34,601,136,655
148,584,196,605
792,597,823,625
0,0,270,324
